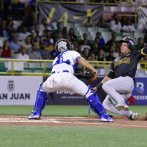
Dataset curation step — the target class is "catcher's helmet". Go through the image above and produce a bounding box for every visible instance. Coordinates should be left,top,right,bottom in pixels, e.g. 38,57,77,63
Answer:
120,37,135,50
55,39,72,54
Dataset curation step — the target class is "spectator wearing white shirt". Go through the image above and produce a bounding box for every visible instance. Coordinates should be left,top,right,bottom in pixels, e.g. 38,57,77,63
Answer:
81,39,91,51
16,46,29,59
110,14,121,27
122,19,135,33
110,18,122,33
18,26,31,41
20,36,32,52
34,22,43,36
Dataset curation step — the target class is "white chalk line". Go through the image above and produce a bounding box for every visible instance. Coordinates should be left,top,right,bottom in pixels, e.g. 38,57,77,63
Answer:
0,117,146,128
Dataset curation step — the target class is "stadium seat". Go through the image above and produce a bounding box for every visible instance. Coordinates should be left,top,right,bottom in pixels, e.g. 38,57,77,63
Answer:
64,23,75,28
122,33,134,38
29,62,41,68
75,23,85,27
134,33,145,40
134,29,142,33
41,62,52,68
98,28,109,32
13,21,23,30
101,32,112,42
0,62,6,72
116,36,123,41
0,37,8,42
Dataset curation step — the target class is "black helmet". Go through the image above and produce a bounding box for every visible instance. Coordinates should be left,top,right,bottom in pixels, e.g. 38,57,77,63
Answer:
120,37,135,50
55,39,72,54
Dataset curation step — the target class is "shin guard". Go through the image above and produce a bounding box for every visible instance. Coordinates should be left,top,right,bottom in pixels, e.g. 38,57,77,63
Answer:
85,87,107,117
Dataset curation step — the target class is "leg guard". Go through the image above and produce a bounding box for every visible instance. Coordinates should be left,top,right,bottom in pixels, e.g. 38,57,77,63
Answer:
85,87,113,122
28,83,47,119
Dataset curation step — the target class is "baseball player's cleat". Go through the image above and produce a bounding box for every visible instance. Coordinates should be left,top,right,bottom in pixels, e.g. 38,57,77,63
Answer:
100,115,113,122
28,110,41,119
130,113,138,120
115,103,129,111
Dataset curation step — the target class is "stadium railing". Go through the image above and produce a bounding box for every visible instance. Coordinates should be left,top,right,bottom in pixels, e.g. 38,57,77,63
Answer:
0,59,147,76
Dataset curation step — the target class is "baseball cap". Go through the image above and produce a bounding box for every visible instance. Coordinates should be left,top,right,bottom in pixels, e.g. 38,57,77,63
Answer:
40,41,45,45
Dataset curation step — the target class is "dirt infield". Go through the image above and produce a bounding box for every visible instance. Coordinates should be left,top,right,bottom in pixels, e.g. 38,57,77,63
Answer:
0,115,147,128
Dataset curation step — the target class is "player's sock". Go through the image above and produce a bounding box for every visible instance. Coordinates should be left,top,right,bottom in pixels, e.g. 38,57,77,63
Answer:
85,87,106,116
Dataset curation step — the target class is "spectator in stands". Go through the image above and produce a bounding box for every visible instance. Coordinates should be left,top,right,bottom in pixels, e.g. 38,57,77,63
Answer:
31,30,37,43
72,41,78,51
10,35,21,53
121,16,127,27
122,19,135,33
27,42,42,59
81,39,91,51
53,22,62,37
91,42,99,55
79,33,91,45
8,32,15,43
97,49,106,61
66,34,71,41
105,32,120,52
110,14,121,27
16,46,29,59
105,50,115,61
38,41,50,59
69,28,77,42
46,34,53,47
44,30,54,44
135,37,144,50
20,36,32,51
62,26,67,39
6,20,15,33
85,16,94,28
77,45,82,55
110,45,119,58
93,37,102,49
110,18,122,33
34,35,41,49
96,32,105,48
55,31,63,41
18,26,31,41
39,18,47,31
88,52,97,61
34,22,43,36
0,40,13,58
0,20,10,37
144,32,147,44
82,48,90,60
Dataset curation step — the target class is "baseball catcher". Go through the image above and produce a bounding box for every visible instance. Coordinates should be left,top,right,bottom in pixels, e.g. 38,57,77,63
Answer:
29,39,113,122
93,37,147,120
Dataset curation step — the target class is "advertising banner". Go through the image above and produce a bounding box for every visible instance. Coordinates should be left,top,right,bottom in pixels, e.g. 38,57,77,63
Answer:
128,77,147,105
38,3,103,24
43,77,106,105
0,76,43,105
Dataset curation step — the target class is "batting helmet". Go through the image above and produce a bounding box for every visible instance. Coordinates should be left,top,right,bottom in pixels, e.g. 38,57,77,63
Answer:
120,37,135,50
55,39,72,54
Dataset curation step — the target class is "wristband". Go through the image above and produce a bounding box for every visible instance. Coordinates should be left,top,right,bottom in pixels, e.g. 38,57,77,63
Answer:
96,83,103,90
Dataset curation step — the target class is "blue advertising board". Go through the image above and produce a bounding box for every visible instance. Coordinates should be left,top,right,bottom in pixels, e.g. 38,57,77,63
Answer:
127,77,147,105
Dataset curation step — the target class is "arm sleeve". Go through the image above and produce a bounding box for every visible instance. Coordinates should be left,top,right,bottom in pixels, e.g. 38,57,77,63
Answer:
138,48,147,59
107,60,115,79
72,51,82,63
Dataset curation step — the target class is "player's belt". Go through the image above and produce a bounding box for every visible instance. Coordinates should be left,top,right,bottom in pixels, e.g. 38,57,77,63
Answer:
51,70,69,74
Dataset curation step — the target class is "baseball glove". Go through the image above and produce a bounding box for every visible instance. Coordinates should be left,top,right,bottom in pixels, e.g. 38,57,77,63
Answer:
83,69,98,81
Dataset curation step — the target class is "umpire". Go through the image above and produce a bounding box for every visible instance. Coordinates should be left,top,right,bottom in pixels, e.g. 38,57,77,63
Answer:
93,37,147,120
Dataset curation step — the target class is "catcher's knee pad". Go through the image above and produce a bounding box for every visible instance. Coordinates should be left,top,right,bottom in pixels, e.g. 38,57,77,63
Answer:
85,87,106,116
34,82,47,112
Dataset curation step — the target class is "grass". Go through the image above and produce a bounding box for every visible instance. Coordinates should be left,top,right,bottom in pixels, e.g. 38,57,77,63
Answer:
0,126,146,147
0,105,146,117
0,106,147,147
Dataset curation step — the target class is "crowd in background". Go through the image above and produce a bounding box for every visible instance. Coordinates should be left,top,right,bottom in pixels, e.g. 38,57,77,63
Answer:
0,0,147,63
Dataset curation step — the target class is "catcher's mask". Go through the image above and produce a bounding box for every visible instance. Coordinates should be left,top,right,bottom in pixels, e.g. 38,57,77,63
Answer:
55,39,72,54
119,37,135,50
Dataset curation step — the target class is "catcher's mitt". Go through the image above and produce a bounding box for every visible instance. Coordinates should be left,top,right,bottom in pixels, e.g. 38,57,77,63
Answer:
83,69,98,81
